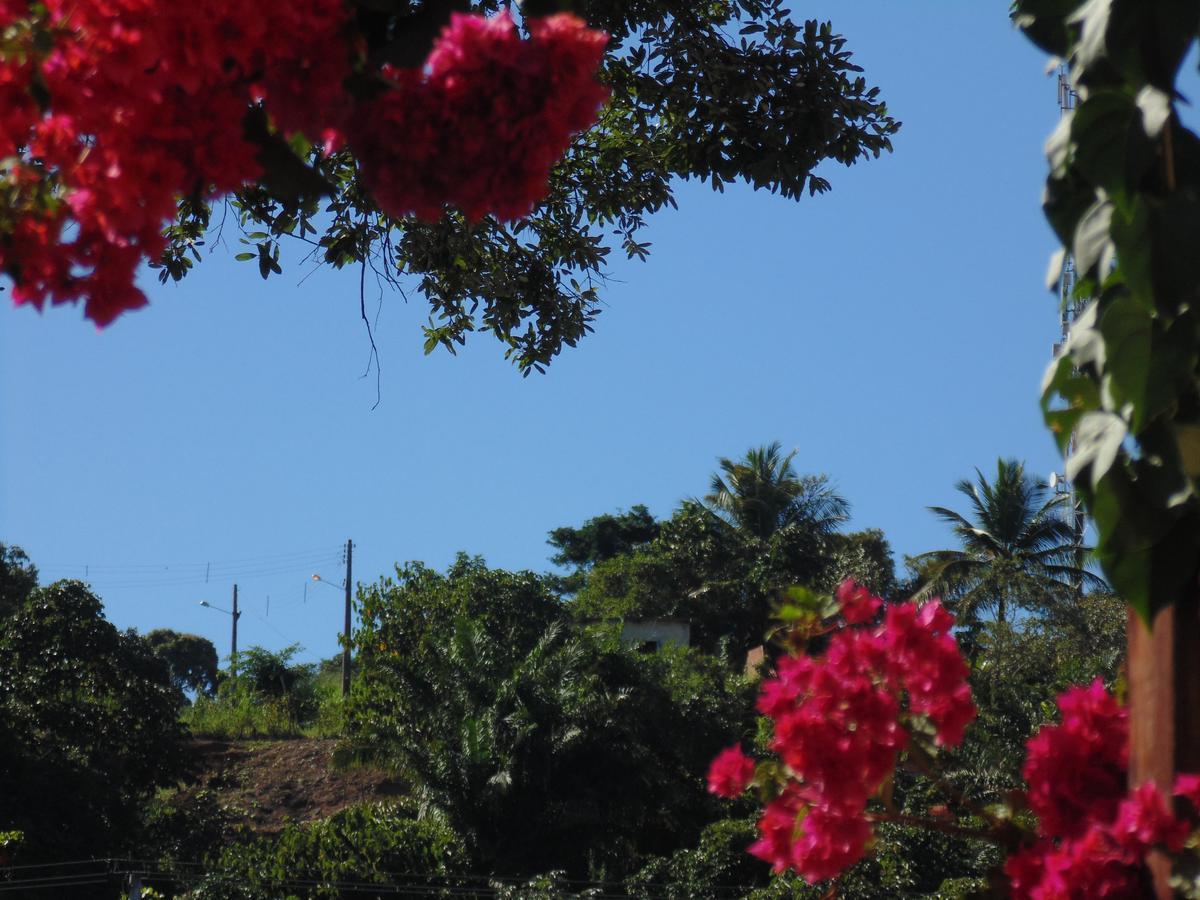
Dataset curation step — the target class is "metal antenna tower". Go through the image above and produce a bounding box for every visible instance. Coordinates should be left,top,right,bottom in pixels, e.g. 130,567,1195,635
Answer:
1056,67,1081,353
1052,65,1088,593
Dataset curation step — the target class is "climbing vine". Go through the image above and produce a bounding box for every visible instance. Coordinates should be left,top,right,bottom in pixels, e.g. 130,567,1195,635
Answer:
1015,0,1200,619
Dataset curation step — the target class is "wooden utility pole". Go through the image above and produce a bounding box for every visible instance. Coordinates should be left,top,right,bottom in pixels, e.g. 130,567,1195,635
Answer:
231,583,241,680
342,539,352,697
1128,587,1200,898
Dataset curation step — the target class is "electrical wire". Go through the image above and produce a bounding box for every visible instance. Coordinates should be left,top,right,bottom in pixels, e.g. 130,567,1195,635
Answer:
37,547,346,591
39,545,346,571
0,859,758,897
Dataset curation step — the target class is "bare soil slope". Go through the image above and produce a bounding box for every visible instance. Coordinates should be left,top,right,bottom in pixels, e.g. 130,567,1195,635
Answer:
186,738,405,833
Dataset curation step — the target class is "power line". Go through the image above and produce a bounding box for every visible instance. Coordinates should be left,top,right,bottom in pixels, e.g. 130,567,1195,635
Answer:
0,859,760,898
38,545,346,572
37,548,345,591
1,858,755,890
52,553,344,579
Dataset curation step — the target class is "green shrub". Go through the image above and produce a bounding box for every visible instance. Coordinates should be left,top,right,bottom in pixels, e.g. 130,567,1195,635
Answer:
306,671,345,738
183,680,300,739
181,645,352,739
349,556,757,879
183,803,465,899
627,816,767,899
139,787,242,865
490,872,604,898
0,580,185,861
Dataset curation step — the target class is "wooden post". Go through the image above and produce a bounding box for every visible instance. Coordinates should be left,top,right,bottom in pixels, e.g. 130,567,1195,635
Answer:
342,539,352,698
1127,584,1200,897
231,583,240,681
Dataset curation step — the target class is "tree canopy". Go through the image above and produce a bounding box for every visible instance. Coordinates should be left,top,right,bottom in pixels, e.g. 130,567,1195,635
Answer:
704,442,849,540
212,4,900,373
911,458,1100,626
547,504,661,592
146,628,220,697
0,580,186,862
2,1,898,378
567,447,889,658
1015,0,1200,621
347,554,754,879
0,543,37,618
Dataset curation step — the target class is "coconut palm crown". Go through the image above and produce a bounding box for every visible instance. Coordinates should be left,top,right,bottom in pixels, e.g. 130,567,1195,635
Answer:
912,458,1103,625
704,442,849,541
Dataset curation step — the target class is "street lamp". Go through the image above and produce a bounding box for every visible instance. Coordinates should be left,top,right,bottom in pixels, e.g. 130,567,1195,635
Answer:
199,584,242,680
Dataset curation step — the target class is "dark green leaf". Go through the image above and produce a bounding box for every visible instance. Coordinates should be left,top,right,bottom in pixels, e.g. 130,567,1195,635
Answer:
1011,0,1082,56
1070,90,1149,194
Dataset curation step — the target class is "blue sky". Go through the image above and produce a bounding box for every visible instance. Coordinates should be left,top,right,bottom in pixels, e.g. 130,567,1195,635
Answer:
1,3,1070,664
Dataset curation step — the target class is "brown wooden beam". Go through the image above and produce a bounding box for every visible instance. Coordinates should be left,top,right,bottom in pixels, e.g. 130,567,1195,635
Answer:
1128,586,1200,897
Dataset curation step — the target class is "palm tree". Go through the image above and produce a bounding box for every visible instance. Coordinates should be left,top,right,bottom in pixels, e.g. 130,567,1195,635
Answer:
704,442,849,540
912,458,1101,625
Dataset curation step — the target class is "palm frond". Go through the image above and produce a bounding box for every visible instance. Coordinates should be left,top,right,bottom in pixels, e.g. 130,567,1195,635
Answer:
919,457,1100,625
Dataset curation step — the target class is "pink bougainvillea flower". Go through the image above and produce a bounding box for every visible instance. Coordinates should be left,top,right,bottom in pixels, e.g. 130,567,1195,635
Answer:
740,626,1200,891
1005,827,1143,900
1110,783,1189,854
729,591,976,884
748,786,804,873
4,0,350,326
1006,685,1200,898
350,10,609,224
4,4,608,326
835,578,882,624
1023,679,1128,841
706,744,755,798
1175,772,1200,821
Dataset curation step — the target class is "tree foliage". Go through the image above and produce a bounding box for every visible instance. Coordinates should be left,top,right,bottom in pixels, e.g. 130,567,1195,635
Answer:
0,580,186,862
347,554,754,879
951,590,1127,799
569,448,881,658
704,442,849,541
0,543,38,618
239,644,317,705
187,804,465,900
547,504,660,592
146,628,220,697
910,458,1100,626
1014,0,1200,620
171,2,900,374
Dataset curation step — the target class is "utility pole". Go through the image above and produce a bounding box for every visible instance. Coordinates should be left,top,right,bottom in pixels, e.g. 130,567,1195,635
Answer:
342,539,352,697
231,583,241,680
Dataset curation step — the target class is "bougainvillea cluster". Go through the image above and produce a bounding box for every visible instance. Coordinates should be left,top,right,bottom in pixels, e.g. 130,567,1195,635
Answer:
0,4,608,326
710,579,977,882
708,744,756,799
1005,681,1200,899
712,582,1200,894
349,11,609,223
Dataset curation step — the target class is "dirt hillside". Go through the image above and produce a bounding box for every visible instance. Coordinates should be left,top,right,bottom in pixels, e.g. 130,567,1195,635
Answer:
185,738,406,833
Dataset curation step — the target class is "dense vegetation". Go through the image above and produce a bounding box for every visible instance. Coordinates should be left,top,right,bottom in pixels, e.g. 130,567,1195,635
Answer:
10,0,1199,889
0,447,1119,896
0,560,186,864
